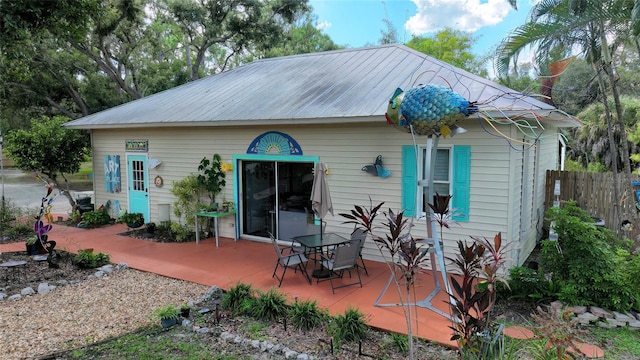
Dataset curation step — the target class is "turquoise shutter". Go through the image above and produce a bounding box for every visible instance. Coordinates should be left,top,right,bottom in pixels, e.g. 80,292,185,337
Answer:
452,146,471,222
401,145,417,217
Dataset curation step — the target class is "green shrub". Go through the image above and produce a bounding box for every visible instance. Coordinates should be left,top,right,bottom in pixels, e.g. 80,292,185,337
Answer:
221,282,255,316
502,266,538,298
289,299,328,331
81,210,111,227
385,333,409,354
3,223,32,239
70,211,82,224
329,306,369,344
169,222,195,242
504,266,561,303
250,288,289,322
0,198,22,225
73,250,110,269
153,304,180,321
623,251,640,310
118,212,144,225
542,201,636,311
244,321,268,341
171,175,204,226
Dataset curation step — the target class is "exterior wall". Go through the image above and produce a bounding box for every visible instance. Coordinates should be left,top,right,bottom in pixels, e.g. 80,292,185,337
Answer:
504,127,561,267
506,126,524,269
89,119,561,267
528,133,561,248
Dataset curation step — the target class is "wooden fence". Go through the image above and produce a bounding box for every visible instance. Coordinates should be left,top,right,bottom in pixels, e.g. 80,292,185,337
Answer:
544,170,640,234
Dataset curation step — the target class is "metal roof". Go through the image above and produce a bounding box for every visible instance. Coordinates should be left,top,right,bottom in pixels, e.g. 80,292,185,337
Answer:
65,44,580,129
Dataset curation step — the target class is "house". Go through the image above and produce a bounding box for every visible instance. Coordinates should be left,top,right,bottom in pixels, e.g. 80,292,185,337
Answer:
65,44,580,268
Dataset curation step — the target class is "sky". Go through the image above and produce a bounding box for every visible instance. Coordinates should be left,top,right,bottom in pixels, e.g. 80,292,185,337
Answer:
308,0,536,67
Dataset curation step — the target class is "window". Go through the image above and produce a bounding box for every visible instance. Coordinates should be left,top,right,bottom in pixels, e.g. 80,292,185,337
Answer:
419,147,452,217
402,145,470,221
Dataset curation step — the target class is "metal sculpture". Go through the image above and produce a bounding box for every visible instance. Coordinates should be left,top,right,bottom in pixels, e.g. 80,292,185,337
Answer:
34,174,60,268
375,84,476,319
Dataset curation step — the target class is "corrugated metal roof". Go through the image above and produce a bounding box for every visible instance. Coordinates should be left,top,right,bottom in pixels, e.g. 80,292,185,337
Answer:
65,44,580,129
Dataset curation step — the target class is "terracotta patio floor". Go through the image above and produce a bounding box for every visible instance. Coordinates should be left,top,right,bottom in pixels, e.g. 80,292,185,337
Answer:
0,221,458,348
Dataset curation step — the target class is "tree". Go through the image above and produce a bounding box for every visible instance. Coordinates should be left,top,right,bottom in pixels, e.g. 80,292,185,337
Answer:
568,97,640,171
550,58,599,115
495,0,640,223
4,116,90,209
0,0,315,129
0,0,153,124
495,62,541,95
168,0,310,80
378,1,399,45
406,28,489,77
261,13,341,58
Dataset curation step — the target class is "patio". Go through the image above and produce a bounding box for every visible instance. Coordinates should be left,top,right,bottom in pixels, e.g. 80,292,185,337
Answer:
0,222,458,348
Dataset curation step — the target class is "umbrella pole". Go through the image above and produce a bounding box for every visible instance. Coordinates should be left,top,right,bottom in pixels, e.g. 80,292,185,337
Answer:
320,172,323,240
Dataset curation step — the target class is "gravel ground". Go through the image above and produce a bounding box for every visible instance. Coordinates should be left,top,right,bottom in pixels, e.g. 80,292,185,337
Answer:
0,266,208,360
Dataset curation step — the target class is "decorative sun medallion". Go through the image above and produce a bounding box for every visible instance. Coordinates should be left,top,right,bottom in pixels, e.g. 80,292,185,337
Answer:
246,131,302,155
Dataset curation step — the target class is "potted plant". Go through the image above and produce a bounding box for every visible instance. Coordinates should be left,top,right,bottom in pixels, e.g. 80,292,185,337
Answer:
222,201,234,212
119,212,144,228
25,236,38,255
197,154,226,209
153,304,180,328
180,304,191,318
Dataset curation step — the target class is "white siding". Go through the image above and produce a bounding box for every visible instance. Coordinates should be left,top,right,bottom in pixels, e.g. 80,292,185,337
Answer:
89,119,562,267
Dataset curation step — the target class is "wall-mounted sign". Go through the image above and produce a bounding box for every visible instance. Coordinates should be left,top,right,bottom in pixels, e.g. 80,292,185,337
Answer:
126,139,148,152
104,155,121,193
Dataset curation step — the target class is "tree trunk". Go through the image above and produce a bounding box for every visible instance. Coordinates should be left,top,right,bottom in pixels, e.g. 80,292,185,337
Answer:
600,31,632,176
593,65,620,224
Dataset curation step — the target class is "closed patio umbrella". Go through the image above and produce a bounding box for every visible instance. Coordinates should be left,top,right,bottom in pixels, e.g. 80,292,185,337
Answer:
310,162,333,239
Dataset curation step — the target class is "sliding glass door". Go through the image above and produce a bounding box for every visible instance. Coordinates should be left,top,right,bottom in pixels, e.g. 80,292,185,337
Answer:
241,160,317,240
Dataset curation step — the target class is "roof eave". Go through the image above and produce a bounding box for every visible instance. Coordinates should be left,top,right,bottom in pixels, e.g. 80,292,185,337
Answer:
63,116,381,130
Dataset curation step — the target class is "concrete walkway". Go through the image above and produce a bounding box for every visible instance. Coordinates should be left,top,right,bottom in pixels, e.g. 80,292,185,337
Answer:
0,221,458,348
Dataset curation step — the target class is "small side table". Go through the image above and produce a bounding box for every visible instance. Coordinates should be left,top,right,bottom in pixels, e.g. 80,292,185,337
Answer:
194,210,238,247
1,260,28,282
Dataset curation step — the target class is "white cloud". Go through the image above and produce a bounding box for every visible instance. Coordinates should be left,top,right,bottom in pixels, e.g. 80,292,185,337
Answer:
405,0,513,35
315,20,332,31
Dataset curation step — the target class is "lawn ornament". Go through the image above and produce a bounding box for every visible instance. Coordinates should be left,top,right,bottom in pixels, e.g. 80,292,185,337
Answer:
33,174,60,268
377,83,477,320
386,84,477,136
361,155,391,178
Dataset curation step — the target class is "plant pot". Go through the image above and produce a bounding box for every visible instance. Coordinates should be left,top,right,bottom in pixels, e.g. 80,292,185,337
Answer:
160,318,177,328
26,243,36,255
127,219,144,228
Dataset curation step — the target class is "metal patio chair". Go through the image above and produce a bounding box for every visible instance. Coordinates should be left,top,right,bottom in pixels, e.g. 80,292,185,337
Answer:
350,228,369,276
270,233,311,287
317,238,363,293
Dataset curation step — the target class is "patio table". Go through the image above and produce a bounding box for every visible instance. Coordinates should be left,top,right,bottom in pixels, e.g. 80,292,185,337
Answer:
292,233,348,278
194,210,237,247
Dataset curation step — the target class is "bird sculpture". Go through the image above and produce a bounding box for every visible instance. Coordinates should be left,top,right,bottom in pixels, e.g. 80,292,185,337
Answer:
386,84,478,136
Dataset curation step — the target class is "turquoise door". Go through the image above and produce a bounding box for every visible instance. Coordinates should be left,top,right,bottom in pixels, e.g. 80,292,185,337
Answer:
127,155,150,222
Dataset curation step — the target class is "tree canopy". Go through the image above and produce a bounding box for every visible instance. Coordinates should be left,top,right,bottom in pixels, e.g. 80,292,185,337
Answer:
0,0,313,130
406,28,488,77
4,116,90,185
